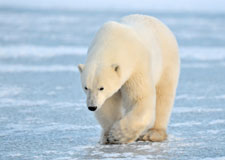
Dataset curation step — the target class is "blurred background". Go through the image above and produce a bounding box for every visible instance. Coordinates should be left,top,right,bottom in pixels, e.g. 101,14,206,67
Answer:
0,1,225,160
1,0,225,12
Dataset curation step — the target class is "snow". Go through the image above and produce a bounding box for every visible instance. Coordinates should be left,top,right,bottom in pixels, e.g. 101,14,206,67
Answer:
209,120,225,125
0,64,77,72
0,46,87,58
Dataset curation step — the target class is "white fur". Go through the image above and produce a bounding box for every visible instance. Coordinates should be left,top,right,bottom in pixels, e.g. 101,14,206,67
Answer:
78,14,180,144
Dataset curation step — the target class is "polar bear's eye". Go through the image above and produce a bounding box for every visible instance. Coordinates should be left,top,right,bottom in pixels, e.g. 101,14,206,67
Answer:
84,86,88,90
99,87,104,91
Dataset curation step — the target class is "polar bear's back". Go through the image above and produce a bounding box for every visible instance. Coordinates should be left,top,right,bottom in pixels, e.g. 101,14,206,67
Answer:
121,14,180,85
121,14,178,58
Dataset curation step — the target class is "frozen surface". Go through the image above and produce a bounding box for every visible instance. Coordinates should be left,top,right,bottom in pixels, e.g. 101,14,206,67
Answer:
0,7,225,160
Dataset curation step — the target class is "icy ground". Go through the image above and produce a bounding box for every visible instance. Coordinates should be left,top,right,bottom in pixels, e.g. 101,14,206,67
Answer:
0,8,225,160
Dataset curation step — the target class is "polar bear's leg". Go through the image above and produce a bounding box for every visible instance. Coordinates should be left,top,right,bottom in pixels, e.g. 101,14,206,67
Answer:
95,91,122,144
107,74,156,144
140,70,179,142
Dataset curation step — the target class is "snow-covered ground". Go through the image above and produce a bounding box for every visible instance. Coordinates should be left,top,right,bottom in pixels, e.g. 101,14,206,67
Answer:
0,7,225,160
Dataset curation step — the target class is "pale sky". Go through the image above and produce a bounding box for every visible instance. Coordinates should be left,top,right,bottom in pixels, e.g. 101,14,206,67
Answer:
0,0,225,12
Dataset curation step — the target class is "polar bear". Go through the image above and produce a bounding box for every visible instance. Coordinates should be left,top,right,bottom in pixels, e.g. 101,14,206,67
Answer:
78,14,180,144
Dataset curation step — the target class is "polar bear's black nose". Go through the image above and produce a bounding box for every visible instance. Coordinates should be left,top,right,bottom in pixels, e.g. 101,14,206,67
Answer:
88,106,97,111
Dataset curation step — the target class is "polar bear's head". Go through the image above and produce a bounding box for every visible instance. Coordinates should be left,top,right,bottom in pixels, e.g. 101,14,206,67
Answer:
78,64,122,111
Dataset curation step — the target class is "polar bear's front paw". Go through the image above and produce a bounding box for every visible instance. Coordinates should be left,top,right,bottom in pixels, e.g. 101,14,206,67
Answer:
106,122,137,144
106,123,125,144
100,134,109,144
139,128,167,142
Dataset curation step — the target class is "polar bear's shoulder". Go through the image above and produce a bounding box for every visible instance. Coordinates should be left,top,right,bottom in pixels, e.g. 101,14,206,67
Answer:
100,21,131,34
121,14,164,29
121,14,157,23
96,20,137,43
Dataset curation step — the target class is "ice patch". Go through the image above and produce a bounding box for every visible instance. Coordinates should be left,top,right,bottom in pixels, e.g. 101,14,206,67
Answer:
175,94,188,100
0,64,78,72
2,123,100,136
0,116,8,122
176,94,225,100
47,91,57,96
44,150,59,154
170,121,201,127
0,46,87,58
55,86,64,90
198,130,221,135
207,130,220,134
0,98,49,107
176,94,205,100
36,123,100,132
54,156,75,160
209,119,225,125
215,95,225,99
180,47,225,61
0,98,48,107
173,107,223,113
0,86,23,97
0,98,84,109
8,153,23,157
202,157,225,160
181,63,213,68
46,86,65,96
52,102,85,110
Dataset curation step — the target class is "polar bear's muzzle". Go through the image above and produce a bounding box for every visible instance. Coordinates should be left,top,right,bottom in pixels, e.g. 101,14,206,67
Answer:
86,91,107,111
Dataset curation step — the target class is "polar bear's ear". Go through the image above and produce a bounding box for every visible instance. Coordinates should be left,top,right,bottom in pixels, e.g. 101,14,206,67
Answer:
111,64,120,75
78,64,85,73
